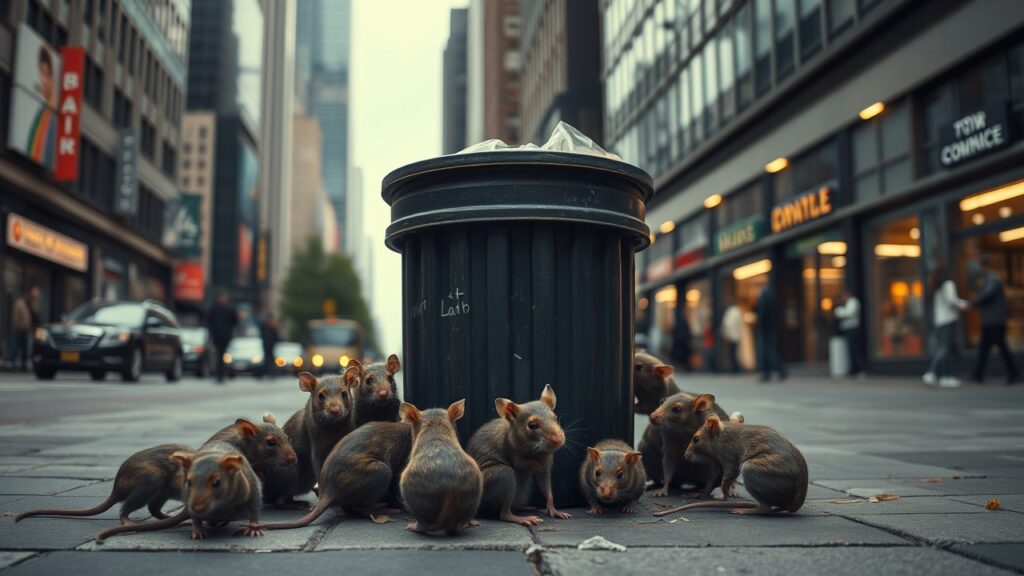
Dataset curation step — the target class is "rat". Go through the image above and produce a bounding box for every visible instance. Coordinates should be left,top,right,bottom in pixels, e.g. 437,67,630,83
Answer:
15,443,190,525
633,352,682,415
271,372,356,503
199,416,298,477
347,355,402,427
579,439,646,515
399,399,482,535
95,450,264,542
653,415,808,516
466,384,571,526
256,420,413,531
639,392,730,498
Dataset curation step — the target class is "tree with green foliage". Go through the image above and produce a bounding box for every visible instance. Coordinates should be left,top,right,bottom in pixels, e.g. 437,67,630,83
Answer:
280,236,378,351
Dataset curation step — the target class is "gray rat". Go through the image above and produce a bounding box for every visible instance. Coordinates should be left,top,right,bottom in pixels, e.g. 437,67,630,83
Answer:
346,355,402,427
466,384,571,526
399,399,483,535
639,392,729,497
654,415,808,516
579,439,645,515
633,352,682,415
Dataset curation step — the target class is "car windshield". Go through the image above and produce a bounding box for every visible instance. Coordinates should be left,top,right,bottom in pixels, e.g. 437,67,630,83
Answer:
274,342,303,358
227,337,264,354
180,328,207,346
68,302,145,327
309,325,359,346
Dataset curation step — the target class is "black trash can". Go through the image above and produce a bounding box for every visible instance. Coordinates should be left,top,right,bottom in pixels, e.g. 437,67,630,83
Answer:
383,151,653,506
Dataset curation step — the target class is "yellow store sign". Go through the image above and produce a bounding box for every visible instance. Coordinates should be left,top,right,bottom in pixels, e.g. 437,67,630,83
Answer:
6,212,88,272
771,186,833,233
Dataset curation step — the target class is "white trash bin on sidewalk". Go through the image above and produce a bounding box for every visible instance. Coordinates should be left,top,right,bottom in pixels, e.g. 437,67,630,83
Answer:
829,336,849,378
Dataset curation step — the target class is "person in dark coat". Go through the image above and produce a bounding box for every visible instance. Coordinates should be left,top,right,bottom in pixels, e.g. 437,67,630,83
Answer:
260,313,279,378
670,307,693,372
970,262,1021,385
755,284,787,382
207,290,238,383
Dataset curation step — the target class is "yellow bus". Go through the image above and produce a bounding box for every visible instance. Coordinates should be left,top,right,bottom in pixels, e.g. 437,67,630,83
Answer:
305,318,364,374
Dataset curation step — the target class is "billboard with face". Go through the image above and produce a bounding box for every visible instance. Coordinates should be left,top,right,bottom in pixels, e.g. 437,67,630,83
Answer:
7,24,61,171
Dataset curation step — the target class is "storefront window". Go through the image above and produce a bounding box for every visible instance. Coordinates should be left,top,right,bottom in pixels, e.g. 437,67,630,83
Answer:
684,277,712,370
869,214,925,359
778,231,845,364
957,179,1024,230
651,284,678,360
721,256,772,370
853,100,911,201
675,211,709,269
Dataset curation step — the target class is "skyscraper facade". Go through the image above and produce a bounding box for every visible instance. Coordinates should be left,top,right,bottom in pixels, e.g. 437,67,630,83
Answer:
443,8,469,154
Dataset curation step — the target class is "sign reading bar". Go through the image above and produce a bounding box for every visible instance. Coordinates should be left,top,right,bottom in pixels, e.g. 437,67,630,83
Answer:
771,186,833,234
54,46,84,181
114,129,139,216
6,212,88,272
716,215,763,255
939,106,1010,168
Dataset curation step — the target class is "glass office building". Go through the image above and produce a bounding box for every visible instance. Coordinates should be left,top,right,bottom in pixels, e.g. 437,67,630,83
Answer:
609,0,1024,375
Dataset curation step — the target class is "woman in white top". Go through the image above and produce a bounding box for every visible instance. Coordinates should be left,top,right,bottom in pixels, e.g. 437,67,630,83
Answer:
924,265,968,388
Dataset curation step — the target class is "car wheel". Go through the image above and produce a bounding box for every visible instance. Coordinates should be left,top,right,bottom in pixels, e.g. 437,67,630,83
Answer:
35,367,56,380
166,354,182,382
89,370,106,381
122,347,142,382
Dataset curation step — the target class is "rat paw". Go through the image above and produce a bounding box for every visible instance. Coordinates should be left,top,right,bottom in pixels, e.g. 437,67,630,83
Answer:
585,506,605,515
651,489,669,498
502,513,543,526
405,521,425,533
190,529,207,540
468,519,480,527
547,508,571,519
240,524,265,538
622,505,638,514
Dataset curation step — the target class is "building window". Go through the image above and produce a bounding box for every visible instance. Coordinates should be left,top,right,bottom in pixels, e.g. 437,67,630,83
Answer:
852,100,911,201
774,0,796,81
799,0,823,60
141,121,155,160
678,66,691,154
827,0,855,38
734,2,754,110
717,180,765,229
688,0,702,52
868,213,924,359
703,39,719,137
719,19,736,123
774,138,839,201
84,0,94,26
161,141,176,178
753,0,772,96
690,53,705,146
96,0,105,41
1008,41,1024,139
118,14,127,62
84,60,104,109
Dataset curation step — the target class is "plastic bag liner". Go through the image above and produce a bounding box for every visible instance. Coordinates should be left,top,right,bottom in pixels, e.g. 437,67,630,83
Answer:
455,121,621,161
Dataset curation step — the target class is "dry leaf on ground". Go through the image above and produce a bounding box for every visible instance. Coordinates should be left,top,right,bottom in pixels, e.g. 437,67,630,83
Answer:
986,498,1001,511
369,514,392,524
868,494,899,503
669,516,690,523
920,478,943,483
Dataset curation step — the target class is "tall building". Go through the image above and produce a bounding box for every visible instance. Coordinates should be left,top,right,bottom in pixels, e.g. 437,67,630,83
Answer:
612,0,1024,375
289,111,328,258
465,0,522,145
442,8,469,154
186,0,264,310
295,0,351,254
520,0,603,146
260,0,296,315
0,0,189,348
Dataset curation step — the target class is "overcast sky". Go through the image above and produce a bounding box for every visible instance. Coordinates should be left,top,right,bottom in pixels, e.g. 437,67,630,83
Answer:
350,0,468,355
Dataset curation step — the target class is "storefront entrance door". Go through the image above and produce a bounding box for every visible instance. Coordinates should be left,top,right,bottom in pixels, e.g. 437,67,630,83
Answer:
779,232,847,366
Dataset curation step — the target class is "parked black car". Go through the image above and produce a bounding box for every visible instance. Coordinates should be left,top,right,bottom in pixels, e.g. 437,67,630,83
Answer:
180,327,215,377
32,299,183,382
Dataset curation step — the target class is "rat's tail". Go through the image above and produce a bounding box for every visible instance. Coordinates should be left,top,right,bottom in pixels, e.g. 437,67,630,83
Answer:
95,510,189,542
652,500,758,517
16,494,118,522
258,497,332,530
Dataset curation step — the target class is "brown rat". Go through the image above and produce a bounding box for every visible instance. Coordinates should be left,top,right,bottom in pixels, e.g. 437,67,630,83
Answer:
15,444,190,525
579,439,646,515
633,352,682,415
399,400,482,535
96,450,264,542
639,392,728,498
347,355,402,427
199,416,298,476
653,415,808,516
466,384,571,526
257,420,413,531
272,372,355,503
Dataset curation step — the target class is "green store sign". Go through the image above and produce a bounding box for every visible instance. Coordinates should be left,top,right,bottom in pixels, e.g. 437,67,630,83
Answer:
715,216,763,255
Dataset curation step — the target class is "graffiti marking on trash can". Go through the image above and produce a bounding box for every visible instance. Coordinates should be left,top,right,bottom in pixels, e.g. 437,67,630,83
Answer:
441,288,470,318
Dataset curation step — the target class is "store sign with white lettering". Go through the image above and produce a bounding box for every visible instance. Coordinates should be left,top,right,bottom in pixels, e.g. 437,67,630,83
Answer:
939,106,1010,168
6,212,88,272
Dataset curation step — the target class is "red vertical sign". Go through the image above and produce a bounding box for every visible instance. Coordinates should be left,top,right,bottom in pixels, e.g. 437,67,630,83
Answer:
54,46,84,182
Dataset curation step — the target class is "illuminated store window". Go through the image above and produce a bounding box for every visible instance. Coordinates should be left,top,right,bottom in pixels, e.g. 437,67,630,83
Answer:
869,214,924,359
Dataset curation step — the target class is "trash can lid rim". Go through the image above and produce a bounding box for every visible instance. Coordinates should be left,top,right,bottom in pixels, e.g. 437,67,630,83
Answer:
382,151,654,203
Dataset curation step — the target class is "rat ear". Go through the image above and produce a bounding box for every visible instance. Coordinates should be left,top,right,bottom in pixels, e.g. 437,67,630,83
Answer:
399,402,421,425
447,399,466,422
170,451,195,471
346,358,363,370
653,364,674,378
586,447,601,464
692,393,716,413
386,354,401,375
624,452,643,466
298,372,317,393
494,398,520,421
343,365,361,388
234,418,259,438
262,412,277,426
219,453,245,474
540,384,557,409
706,415,722,435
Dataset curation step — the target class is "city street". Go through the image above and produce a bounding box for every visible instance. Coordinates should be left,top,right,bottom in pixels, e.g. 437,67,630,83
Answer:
0,371,1022,574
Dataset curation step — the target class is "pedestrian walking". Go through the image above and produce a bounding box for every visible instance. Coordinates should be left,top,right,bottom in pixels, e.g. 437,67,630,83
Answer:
923,265,967,388
207,290,238,383
260,313,279,379
969,261,1022,385
5,286,39,371
755,284,787,382
670,307,693,372
834,289,865,378
721,299,743,373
